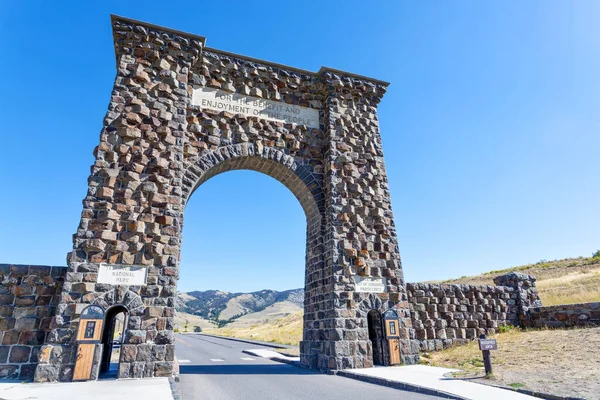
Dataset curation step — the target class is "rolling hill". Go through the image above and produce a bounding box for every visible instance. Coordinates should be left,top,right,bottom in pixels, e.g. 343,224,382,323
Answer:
437,255,600,306
176,288,303,327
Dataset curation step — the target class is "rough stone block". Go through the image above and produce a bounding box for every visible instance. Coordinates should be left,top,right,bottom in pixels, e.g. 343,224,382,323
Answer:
155,330,174,345
0,365,19,379
0,317,15,331
125,330,146,344
2,330,20,345
0,295,15,305
18,330,45,345
9,346,31,363
15,296,35,307
136,344,152,362
19,364,37,379
146,307,163,317
15,317,38,331
0,346,9,363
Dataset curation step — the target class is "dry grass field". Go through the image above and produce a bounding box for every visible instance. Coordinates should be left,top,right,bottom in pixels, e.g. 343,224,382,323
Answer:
423,326,600,400
439,256,600,306
206,312,303,346
174,311,217,332
426,256,600,399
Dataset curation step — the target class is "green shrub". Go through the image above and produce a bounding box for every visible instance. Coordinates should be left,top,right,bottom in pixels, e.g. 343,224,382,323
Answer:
498,324,516,333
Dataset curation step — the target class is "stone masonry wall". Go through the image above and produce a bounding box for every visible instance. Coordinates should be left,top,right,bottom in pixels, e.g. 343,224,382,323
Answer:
407,282,513,351
0,264,65,379
407,273,600,352
407,272,543,351
529,302,600,328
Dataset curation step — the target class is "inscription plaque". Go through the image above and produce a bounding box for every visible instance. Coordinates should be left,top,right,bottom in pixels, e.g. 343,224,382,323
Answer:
97,264,148,286
192,87,320,129
354,276,387,293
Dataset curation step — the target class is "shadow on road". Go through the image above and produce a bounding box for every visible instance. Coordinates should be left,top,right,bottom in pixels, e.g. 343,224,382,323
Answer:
179,364,320,376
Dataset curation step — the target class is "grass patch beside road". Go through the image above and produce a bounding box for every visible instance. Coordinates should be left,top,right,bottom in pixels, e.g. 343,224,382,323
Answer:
424,327,600,399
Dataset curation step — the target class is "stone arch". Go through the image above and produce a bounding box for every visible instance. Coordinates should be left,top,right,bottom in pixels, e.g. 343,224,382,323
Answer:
181,143,324,220
358,293,393,315
92,288,144,316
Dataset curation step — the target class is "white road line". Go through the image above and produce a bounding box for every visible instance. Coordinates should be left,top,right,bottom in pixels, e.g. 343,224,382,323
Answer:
240,357,255,361
210,358,225,362
178,359,191,363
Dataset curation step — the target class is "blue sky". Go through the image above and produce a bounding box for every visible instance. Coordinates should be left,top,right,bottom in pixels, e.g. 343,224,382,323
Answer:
0,1,598,293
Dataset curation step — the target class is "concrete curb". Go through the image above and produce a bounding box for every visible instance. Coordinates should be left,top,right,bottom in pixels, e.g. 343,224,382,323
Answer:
333,370,467,400
168,377,180,400
191,333,295,349
481,382,586,400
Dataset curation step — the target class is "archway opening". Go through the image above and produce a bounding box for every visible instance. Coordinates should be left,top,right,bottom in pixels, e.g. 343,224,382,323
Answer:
100,305,128,377
367,310,385,366
177,155,321,352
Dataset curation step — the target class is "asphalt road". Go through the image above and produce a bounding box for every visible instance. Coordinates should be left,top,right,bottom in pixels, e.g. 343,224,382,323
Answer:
173,334,441,400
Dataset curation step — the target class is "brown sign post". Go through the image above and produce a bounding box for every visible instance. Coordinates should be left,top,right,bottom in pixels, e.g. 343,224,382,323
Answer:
478,335,497,375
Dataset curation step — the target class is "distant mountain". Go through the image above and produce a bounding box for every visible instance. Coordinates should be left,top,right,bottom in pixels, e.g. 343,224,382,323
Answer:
176,288,304,326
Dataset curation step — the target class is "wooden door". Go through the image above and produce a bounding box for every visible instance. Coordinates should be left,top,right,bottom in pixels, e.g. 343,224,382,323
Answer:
388,338,401,365
73,344,95,381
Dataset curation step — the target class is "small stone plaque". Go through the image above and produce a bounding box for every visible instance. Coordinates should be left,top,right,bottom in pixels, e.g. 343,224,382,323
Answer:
97,264,148,286
192,87,320,129
354,276,387,293
478,338,498,351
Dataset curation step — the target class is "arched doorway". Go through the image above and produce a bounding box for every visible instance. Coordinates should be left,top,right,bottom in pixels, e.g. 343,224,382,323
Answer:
367,310,385,366
100,305,128,376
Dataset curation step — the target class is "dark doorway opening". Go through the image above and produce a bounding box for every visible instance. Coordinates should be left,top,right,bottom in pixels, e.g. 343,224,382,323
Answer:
100,305,128,377
367,310,385,366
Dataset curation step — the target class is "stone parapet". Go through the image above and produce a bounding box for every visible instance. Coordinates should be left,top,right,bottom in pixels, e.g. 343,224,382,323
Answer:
0,264,65,380
529,302,600,328
406,282,514,351
493,272,542,327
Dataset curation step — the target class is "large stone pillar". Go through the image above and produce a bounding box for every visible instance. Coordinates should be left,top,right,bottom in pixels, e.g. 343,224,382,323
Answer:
300,70,419,370
34,17,203,382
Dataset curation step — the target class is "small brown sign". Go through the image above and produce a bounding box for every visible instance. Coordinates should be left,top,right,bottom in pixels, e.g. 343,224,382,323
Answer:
84,321,96,339
478,338,498,351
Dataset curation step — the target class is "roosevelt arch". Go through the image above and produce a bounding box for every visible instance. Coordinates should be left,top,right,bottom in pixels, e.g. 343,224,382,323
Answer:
33,15,419,382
